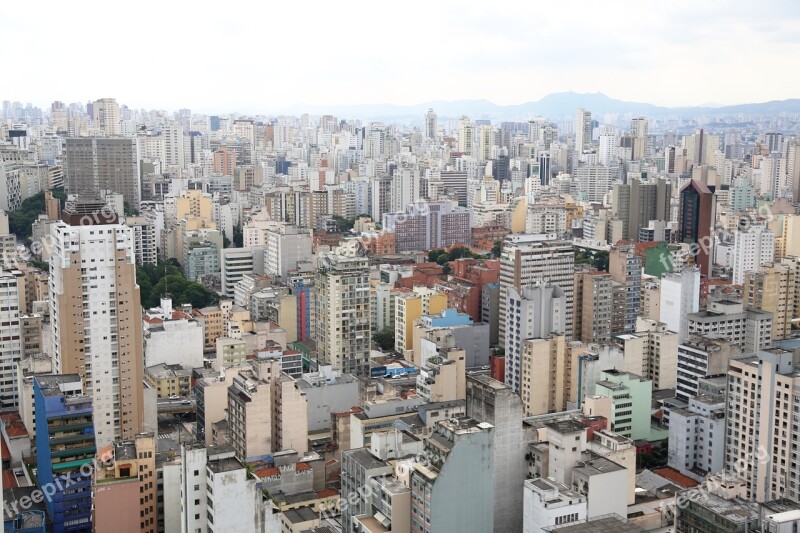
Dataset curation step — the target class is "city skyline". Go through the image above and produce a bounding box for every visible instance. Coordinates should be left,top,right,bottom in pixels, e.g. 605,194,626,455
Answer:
2,0,799,112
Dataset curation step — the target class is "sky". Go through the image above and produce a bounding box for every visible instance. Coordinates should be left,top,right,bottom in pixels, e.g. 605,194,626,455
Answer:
2,0,799,114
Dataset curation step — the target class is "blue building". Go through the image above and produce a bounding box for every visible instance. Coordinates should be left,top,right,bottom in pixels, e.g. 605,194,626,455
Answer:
34,375,95,532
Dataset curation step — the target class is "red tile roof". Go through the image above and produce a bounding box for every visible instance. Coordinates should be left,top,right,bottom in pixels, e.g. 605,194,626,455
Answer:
653,467,701,488
255,467,280,478
317,489,338,498
0,412,29,439
2,469,18,488
296,462,311,472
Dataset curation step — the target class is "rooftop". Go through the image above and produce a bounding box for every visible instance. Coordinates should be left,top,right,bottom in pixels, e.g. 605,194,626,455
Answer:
543,514,643,532
545,418,588,435
207,457,245,475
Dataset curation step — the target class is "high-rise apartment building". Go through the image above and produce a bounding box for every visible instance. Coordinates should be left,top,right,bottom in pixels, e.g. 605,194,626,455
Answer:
315,244,371,376
459,116,475,156
732,225,775,285
520,336,588,416
725,349,800,502
49,200,144,447
676,334,740,402
424,108,437,141
410,417,495,533
162,120,185,168
504,283,566,394
0,269,22,409
264,224,312,281
65,137,141,207
611,177,672,242
124,216,157,265
394,287,448,356
687,300,772,353
575,165,611,203
609,244,642,334
383,200,472,252
91,97,121,135
34,374,95,532
499,233,574,347
678,179,715,277
574,108,592,153
465,375,525,533
573,268,613,344
743,263,797,340
659,268,700,342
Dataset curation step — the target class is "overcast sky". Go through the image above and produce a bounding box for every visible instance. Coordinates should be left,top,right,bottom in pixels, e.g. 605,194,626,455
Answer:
3,0,798,113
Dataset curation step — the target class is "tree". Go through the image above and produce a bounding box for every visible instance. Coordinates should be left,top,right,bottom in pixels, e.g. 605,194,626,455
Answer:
331,215,355,233
428,249,446,263
135,259,218,309
491,240,503,258
373,327,395,351
232,224,243,247
7,188,67,241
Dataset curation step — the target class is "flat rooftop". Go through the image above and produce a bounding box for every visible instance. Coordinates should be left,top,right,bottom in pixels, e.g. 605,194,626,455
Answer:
207,457,244,474
543,514,642,532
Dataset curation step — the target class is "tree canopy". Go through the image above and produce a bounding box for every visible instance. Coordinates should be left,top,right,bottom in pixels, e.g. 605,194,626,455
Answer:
136,259,219,310
8,188,66,240
575,249,609,272
427,246,483,265
373,327,395,351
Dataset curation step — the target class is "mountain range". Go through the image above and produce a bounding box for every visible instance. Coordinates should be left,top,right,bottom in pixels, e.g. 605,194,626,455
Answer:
278,92,800,121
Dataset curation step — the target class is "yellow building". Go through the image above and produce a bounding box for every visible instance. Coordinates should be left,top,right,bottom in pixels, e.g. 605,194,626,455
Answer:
394,288,447,356
520,337,588,416
93,433,157,533
144,363,192,398
743,262,797,340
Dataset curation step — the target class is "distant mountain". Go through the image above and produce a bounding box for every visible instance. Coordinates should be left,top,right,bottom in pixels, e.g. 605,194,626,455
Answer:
277,92,800,122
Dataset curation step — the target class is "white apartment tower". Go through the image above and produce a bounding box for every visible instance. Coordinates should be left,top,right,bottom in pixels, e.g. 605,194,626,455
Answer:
575,108,592,152
725,349,800,502
504,284,566,394
49,200,144,448
659,268,700,342
425,108,437,141
732,226,775,285
163,121,185,169
499,233,574,346
0,270,22,409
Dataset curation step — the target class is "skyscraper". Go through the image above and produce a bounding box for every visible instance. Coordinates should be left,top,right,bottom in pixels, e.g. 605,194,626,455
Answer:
424,108,437,141
459,116,475,156
315,243,371,376
573,268,613,344
65,137,142,207
498,233,574,347
0,269,22,409
504,283,566,394
678,179,715,277
91,97,121,135
49,199,144,448
34,374,95,532
612,177,672,242
725,349,800,502
574,108,592,152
